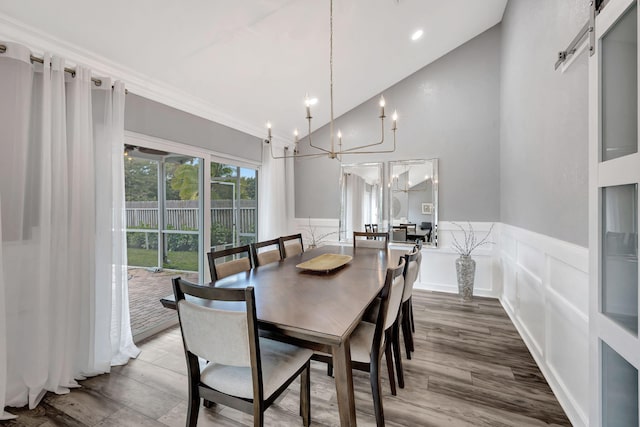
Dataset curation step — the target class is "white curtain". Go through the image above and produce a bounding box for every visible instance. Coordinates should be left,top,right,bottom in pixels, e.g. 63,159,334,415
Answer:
345,174,366,236
0,42,138,419
258,142,293,240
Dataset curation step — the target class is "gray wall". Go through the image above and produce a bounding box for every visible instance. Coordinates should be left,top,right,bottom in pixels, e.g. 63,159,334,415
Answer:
125,94,262,163
500,0,589,246
295,25,502,222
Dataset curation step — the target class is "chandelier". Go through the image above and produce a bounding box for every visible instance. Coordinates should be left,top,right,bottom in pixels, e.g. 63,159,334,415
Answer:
265,0,398,160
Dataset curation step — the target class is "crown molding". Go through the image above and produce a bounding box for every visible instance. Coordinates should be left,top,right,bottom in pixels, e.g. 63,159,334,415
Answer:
0,12,265,139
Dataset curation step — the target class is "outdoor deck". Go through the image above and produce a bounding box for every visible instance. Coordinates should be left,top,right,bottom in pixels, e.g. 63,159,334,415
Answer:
128,268,198,340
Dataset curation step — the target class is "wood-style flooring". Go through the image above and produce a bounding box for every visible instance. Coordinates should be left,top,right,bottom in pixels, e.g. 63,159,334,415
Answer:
1,291,571,426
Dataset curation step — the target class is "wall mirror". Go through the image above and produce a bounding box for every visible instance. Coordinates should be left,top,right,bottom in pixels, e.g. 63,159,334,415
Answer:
339,162,383,241
388,159,438,247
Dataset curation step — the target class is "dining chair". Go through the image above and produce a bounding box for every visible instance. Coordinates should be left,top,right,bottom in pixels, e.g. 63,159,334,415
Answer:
353,231,389,249
207,244,253,282
279,233,304,258
251,238,283,266
313,259,405,427
391,226,407,242
393,247,420,389
172,277,313,427
400,223,417,234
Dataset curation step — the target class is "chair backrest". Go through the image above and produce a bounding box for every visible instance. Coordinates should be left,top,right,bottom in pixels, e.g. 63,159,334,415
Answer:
371,259,405,357
365,224,372,233
172,277,265,402
401,248,420,302
371,224,379,232
391,226,407,242
353,231,389,249
401,223,417,233
207,244,253,282
251,238,283,266
279,233,304,258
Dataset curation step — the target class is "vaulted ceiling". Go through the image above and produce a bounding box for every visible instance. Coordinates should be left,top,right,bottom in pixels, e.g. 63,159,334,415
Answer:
0,0,507,141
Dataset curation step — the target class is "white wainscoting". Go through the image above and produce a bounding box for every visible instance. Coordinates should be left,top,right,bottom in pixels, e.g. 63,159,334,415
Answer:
413,221,501,297
291,218,341,248
500,223,589,427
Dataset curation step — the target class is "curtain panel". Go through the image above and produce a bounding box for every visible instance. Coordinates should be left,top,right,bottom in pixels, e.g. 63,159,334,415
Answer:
258,142,294,240
0,42,138,419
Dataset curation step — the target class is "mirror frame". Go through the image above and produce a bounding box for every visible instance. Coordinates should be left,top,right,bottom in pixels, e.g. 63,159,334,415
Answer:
339,162,384,242
388,158,439,247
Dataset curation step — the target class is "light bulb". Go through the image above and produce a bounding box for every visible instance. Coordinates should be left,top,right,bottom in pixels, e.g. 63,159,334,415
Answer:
337,130,342,139
266,121,272,129
294,129,299,137
379,96,386,107
392,111,398,121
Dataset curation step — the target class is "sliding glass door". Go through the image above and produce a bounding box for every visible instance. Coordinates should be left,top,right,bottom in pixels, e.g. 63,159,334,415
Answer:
124,147,202,340
210,161,258,251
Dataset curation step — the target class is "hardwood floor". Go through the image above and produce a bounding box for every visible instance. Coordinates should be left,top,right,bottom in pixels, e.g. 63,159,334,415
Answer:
2,291,570,426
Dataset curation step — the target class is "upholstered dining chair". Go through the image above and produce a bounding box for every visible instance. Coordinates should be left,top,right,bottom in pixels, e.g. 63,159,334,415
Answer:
393,247,420,389
353,231,389,249
172,277,313,427
207,244,253,282
400,223,417,234
313,259,405,427
279,233,304,258
251,238,283,267
391,226,408,243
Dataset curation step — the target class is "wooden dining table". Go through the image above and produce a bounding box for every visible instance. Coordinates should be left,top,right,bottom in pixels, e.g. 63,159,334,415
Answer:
160,244,405,426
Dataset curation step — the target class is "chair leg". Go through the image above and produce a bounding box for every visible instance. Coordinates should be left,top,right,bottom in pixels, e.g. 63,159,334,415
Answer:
300,362,311,427
384,331,396,396
406,302,415,352
327,362,333,377
401,302,413,359
370,358,385,427
409,297,415,333
187,392,200,427
392,320,404,389
253,400,265,427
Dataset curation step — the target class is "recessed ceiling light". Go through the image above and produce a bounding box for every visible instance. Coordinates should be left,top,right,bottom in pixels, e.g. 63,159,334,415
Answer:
411,29,424,41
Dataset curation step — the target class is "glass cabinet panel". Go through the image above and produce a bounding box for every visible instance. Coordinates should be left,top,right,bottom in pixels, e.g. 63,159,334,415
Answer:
602,342,638,426
602,4,638,161
602,184,638,334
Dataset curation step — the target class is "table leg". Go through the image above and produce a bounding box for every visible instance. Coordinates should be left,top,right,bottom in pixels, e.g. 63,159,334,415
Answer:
332,338,357,426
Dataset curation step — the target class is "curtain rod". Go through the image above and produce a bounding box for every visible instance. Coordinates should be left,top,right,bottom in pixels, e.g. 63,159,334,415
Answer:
0,43,127,92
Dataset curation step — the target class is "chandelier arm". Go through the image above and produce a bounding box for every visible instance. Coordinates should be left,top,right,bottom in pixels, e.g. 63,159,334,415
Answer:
306,118,332,153
269,143,330,160
339,118,387,153
335,129,396,155
343,116,396,153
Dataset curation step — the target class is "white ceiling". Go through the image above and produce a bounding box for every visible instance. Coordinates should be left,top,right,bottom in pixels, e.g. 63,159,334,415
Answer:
0,0,507,141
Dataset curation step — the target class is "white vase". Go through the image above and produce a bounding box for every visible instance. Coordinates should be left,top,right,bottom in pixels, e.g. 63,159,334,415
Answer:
455,255,476,302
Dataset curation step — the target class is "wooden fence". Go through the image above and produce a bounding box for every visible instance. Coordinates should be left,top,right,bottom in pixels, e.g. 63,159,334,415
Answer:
126,200,257,233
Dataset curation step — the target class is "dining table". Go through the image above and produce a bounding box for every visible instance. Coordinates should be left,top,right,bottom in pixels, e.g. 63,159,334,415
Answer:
160,244,405,427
